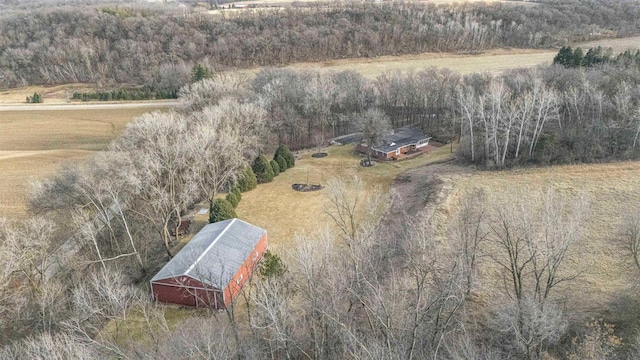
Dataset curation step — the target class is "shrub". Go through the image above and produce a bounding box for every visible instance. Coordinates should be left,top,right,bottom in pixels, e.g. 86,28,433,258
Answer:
275,155,287,172
270,160,280,176
232,186,242,202
226,191,239,208
26,92,43,103
245,167,258,190
274,144,295,169
252,155,274,184
209,198,237,223
238,167,257,192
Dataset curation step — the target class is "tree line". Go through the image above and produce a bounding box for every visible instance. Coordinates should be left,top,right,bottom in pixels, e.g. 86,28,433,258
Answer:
2,0,640,89
71,88,178,102
554,46,640,68
212,57,640,167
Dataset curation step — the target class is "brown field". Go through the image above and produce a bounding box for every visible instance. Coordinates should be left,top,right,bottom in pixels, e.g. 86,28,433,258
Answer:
0,107,168,219
212,36,640,79
0,83,97,104
428,161,640,325
283,36,640,77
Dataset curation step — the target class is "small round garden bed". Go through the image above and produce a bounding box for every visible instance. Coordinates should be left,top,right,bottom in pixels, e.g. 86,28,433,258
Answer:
311,152,328,158
292,184,324,192
360,159,375,167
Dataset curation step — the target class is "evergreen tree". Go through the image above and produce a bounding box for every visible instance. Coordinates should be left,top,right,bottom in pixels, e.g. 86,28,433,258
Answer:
259,250,287,278
275,155,287,172
270,159,280,176
237,167,256,192
553,46,575,67
26,92,43,103
252,155,275,183
573,47,584,67
226,191,239,208
274,144,295,169
209,198,237,223
190,62,213,83
232,186,242,202
243,166,258,191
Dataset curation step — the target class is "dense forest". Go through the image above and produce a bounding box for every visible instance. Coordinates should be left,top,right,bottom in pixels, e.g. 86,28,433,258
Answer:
2,0,640,88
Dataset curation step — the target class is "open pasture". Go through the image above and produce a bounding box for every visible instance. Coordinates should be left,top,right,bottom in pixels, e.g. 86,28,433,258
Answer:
215,36,640,79
439,161,640,325
0,107,167,219
283,36,640,77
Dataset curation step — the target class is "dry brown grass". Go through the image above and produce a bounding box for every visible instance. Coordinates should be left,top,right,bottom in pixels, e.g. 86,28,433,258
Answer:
222,36,640,79
0,83,95,104
233,144,454,251
442,161,640,320
0,107,168,219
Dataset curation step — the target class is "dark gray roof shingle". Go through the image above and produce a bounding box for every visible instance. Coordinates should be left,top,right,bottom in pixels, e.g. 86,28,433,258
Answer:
151,218,266,288
372,127,431,153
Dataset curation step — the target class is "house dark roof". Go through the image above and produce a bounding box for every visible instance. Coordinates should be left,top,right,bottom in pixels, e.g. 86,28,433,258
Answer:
372,127,431,153
150,218,266,288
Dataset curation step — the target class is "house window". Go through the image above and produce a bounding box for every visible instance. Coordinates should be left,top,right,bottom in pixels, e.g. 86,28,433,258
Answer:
396,149,400,155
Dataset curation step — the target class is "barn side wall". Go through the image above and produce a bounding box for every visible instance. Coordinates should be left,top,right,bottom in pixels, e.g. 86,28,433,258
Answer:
151,277,223,308
223,232,268,307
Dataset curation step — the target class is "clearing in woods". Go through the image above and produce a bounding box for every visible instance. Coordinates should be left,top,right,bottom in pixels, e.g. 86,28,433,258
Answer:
214,36,640,79
186,144,456,253
0,107,168,219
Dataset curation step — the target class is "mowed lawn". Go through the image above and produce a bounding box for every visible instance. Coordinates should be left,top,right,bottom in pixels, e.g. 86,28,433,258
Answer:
444,161,640,324
0,107,168,219
230,145,455,251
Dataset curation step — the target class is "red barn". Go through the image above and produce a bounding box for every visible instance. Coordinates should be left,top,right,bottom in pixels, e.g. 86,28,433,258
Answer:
150,218,267,308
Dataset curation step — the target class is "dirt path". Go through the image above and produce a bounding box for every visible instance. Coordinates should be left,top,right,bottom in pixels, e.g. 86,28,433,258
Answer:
0,150,64,161
0,101,178,111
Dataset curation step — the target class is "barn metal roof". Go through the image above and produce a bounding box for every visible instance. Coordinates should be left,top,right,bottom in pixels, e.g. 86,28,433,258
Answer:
371,127,431,153
150,218,266,289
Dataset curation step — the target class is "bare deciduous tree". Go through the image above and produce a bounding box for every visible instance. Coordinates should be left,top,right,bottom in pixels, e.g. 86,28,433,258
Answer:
490,189,589,358
451,188,488,295
623,206,640,274
356,108,392,165
188,100,266,207
3,216,56,294
324,176,386,244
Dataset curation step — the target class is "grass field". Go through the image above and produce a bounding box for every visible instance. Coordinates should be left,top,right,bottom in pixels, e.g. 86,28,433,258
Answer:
438,161,640,326
184,144,455,253
282,36,640,77
0,107,168,219
212,36,640,79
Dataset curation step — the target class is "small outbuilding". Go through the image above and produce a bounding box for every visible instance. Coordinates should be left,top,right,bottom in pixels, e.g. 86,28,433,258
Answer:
357,127,432,161
150,218,267,308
